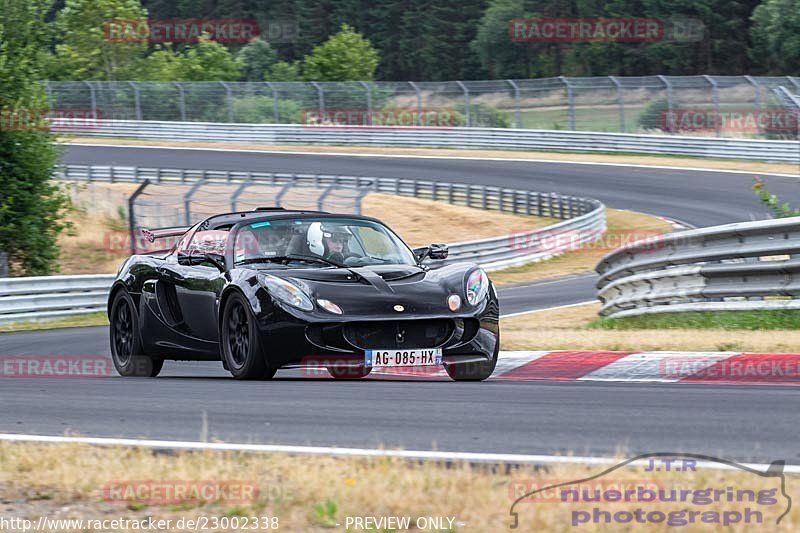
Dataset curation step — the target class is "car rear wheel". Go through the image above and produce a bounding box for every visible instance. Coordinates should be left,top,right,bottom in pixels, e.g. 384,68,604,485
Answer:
444,334,499,382
327,365,372,379
110,290,163,377
221,292,276,380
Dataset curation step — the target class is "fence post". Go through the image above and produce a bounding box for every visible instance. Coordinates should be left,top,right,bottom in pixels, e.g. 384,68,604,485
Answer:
128,179,151,255
609,76,625,132
744,75,762,110
83,81,97,118
787,77,800,90
311,81,325,119
506,79,522,128
128,81,142,121
0,251,7,277
657,75,673,114
219,81,234,122
173,82,186,121
703,75,720,137
408,81,423,126
456,80,470,127
560,76,575,130
359,81,373,125
183,178,206,226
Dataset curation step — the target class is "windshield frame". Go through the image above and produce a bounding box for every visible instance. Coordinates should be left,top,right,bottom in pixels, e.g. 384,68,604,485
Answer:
227,214,418,269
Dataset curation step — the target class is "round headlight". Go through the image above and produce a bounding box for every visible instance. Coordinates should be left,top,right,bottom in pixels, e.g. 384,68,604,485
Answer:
259,274,314,311
317,298,343,315
465,269,489,306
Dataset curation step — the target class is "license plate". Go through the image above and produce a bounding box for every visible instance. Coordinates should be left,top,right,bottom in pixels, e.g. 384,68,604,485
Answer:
365,348,443,367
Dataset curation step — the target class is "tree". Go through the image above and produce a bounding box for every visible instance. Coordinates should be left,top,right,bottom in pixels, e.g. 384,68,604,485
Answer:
302,24,380,81
471,0,535,78
750,0,800,73
0,0,71,275
53,0,149,80
237,39,278,81
266,61,301,81
141,38,241,81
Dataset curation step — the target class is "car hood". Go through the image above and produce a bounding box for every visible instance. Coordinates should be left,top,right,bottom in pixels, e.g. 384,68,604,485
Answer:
266,264,475,317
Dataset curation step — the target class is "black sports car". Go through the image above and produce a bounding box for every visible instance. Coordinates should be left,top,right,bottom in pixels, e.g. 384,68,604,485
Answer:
107,208,500,381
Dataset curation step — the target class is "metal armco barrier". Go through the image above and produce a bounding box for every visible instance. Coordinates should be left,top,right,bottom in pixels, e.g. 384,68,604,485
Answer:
54,120,800,163
0,166,605,324
596,216,800,318
0,275,113,325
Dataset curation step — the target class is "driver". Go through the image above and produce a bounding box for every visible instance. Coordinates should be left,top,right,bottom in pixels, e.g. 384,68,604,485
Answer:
321,225,353,264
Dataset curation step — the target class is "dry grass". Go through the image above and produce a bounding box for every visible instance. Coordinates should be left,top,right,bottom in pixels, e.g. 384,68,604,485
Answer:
490,209,672,285
1,441,797,531
501,303,800,352
363,194,554,247
61,136,800,175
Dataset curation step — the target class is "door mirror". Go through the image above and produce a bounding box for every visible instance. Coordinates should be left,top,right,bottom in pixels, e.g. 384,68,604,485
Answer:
177,250,226,271
413,244,449,262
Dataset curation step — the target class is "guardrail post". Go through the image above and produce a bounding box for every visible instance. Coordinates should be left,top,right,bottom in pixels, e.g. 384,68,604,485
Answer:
456,80,470,127
127,81,142,121
609,76,625,132
220,81,234,122
703,75,721,137
128,179,151,254
408,81,423,126
506,80,522,128
481,187,487,210
311,81,325,119
560,77,575,130
448,183,454,204
173,82,186,121
359,81,373,125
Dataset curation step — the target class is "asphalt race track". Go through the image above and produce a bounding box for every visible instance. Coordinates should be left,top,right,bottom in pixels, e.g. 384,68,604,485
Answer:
0,144,797,464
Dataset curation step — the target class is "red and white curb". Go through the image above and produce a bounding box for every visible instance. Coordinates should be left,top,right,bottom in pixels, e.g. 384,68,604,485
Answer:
372,350,800,385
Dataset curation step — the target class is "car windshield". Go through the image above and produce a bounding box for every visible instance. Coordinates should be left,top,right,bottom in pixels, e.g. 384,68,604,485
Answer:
233,217,417,268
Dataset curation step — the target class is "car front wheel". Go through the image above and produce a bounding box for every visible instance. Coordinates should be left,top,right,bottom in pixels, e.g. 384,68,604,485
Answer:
109,290,163,377
221,292,276,380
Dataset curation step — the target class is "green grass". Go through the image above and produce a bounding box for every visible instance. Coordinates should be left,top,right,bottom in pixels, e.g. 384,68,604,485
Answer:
0,311,109,333
589,310,800,331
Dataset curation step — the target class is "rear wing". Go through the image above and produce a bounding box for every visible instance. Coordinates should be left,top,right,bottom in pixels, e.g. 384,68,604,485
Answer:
133,226,191,254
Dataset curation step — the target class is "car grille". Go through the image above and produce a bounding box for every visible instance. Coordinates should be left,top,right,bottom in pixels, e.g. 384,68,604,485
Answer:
343,320,454,350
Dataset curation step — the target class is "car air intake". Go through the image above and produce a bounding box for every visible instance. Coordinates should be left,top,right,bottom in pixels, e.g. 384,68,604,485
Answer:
343,320,454,350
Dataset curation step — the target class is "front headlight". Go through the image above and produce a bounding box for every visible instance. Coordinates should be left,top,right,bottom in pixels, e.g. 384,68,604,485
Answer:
259,274,314,311
465,268,489,306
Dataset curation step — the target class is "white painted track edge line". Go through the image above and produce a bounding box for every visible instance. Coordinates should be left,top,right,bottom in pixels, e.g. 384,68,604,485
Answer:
1,433,798,472
501,300,596,318
63,142,800,178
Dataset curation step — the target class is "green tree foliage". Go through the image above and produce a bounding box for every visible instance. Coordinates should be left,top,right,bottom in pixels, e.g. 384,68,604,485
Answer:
52,0,149,80
141,38,241,81
0,0,71,275
750,0,800,73
302,24,379,81
237,39,278,81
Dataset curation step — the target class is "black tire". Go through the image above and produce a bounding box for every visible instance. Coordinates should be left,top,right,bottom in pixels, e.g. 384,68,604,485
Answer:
444,334,500,382
109,290,163,377
327,365,372,380
221,292,276,380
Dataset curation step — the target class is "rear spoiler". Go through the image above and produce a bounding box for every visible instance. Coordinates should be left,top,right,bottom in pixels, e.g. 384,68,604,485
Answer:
132,226,191,254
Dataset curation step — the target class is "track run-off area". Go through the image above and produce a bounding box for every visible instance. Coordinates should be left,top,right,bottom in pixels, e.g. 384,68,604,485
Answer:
0,143,798,465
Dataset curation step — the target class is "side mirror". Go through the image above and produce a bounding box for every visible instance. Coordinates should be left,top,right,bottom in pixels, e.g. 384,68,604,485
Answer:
177,250,226,271
413,244,449,262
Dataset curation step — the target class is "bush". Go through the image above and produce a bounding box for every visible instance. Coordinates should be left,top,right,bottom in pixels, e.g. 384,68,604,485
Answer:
232,96,302,124
637,98,674,131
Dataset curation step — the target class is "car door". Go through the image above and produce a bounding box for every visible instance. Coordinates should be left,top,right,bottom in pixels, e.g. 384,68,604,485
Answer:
156,229,228,343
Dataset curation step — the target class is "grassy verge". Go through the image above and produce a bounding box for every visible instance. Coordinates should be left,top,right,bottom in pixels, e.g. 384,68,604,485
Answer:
590,310,800,331
489,208,671,285
1,441,797,532
500,303,800,352
0,312,108,333
60,136,800,175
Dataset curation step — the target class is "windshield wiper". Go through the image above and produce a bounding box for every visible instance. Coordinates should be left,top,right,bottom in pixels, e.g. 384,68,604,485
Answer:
238,255,341,267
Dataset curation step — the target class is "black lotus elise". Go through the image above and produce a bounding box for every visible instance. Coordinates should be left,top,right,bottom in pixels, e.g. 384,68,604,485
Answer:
107,208,500,381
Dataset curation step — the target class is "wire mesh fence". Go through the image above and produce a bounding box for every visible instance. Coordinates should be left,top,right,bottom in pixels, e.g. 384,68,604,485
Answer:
46,76,800,138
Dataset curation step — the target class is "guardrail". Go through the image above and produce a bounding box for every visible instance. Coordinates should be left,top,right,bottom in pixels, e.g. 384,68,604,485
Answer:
596,216,800,318
55,120,800,163
0,166,605,324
